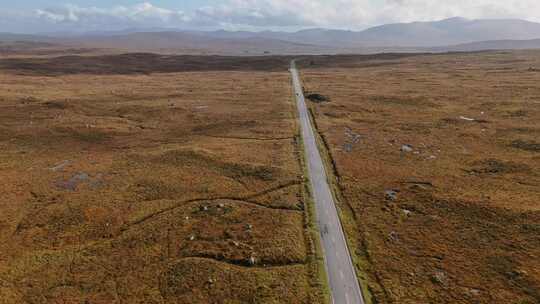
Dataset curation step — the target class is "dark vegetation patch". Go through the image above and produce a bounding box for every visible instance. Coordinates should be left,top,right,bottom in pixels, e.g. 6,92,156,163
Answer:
297,53,426,69
0,52,438,76
510,140,540,152
305,93,330,103
468,159,531,175
507,110,529,118
43,100,68,109
141,149,279,182
371,95,437,107
53,127,111,144
0,53,294,76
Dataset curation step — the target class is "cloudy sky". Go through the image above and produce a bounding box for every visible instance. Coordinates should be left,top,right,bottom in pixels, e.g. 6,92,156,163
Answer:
1,0,540,33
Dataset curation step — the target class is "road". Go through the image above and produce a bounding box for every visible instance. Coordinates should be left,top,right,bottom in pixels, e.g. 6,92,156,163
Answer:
290,61,365,304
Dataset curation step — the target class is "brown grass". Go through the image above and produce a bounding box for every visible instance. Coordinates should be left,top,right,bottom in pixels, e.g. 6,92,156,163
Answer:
0,59,324,303
301,50,540,304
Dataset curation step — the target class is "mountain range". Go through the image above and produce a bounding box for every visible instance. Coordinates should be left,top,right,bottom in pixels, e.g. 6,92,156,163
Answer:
2,17,540,55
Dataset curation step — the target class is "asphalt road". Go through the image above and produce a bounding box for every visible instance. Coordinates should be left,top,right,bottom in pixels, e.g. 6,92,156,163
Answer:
290,61,365,304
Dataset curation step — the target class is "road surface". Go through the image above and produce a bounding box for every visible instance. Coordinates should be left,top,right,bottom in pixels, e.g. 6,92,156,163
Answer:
290,61,365,304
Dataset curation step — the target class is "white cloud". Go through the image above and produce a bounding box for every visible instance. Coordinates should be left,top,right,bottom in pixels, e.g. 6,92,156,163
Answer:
34,2,189,30
201,0,540,29
4,0,540,33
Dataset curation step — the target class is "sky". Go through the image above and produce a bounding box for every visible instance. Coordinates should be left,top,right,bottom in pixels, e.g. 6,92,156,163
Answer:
1,0,540,33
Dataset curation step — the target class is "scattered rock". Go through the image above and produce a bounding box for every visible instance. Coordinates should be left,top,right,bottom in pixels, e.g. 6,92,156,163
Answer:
402,209,412,216
189,235,195,241
466,288,481,296
401,144,414,153
89,173,105,189
459,116,476,122
385,190,398,201
49,160,72,172
431,271,447,285
245,224,253,231
248,256,256,266
218,203,225,208
388,231,399,242
56,172,90,191
199,206,209,212
344,128,362,152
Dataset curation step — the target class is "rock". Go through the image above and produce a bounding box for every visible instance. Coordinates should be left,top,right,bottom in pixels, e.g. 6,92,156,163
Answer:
200,206,209,211
248,256,256,266
189,235,195,241
245,224,253,231
431,271,447,285
56,172,90,191
385,190,398,201
344,128,362,152
402,209,412,216
466,288,481,296
218,203,225,208
459,116,476,122
49,160,72,172
388,231,399,242
401,144,414,153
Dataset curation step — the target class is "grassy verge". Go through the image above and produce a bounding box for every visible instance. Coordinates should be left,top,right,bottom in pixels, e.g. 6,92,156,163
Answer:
298,69,376,304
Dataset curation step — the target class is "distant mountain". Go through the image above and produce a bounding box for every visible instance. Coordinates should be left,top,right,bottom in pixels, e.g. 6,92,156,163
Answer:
59,31,334,55
189,18,540,48
353,17,540,47
2,17,540,55
0,33,45,42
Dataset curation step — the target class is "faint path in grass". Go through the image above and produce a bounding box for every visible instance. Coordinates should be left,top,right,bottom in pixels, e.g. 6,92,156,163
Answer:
198,134,295,141
121,180,302,231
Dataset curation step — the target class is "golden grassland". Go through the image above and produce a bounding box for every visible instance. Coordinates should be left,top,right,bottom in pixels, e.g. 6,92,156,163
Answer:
300,50,540,304
0,64,325,303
